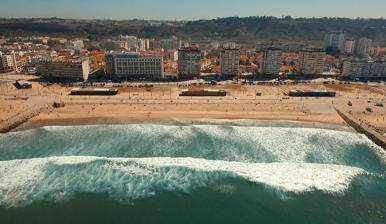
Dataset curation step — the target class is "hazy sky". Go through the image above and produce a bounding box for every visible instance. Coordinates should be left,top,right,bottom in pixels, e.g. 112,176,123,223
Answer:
1,0,385,20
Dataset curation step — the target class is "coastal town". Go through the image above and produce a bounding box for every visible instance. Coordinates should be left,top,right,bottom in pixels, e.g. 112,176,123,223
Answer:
0,30,385,147
1,1,386,222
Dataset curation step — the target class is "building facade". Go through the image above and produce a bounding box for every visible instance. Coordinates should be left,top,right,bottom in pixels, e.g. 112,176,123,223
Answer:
160,37,180,51
220,44,240,78
324,31,346,53
138,39,149,52
355,38,372,58
106,53,163,80
0,53,16,73
178,46,201,79
149,39,161,50
72,40,84,50
342,60,386,79
261,47,282,75
39,60,90,81
297,48,326,75
344,39,356,54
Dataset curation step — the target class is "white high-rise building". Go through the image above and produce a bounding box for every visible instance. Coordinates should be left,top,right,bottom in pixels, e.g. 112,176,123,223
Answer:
106,53,163,80
261,47,282,75
297,48,326,75
120,35,138,50
344,39,356,54
220,43,239,78
324,31,346,53
355,38,372,58
161,37,178,51
138,39,148,52
178,46,201,79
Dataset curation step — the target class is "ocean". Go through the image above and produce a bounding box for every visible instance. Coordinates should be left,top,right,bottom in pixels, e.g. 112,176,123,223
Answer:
0,120,385,224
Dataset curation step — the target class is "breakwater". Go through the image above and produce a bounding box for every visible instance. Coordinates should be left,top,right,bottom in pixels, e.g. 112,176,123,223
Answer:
335,107,386,150
0,103,52,133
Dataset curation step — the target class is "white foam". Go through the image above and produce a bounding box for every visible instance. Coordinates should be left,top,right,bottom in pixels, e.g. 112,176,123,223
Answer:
0,156,366,208
132,157,365,193
3,124,382,165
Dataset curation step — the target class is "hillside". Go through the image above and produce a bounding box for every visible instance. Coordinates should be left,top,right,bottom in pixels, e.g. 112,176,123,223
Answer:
0,17,385,46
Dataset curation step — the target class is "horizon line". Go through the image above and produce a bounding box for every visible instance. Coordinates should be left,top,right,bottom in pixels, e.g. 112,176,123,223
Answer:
0,15,385,22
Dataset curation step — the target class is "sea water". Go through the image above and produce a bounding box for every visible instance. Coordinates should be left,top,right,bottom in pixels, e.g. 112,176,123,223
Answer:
0,121,385,223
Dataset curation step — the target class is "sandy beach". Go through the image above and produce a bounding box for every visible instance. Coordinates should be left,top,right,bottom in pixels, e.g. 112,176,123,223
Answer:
1,74,386,134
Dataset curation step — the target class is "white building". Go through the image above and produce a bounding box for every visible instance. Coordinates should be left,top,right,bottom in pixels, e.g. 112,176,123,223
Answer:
297,48,326,75
324,31,346,53
72,40,84,50
138,39,149,52
344,39,356,54
106,53,163,80
261,47,282,75
220,43,239,78
342,59,385,79
355,38,372,58
178,46,201,79
120,35,138,49
211,41,220,49
102,39,128,51
0,52,16,73
161,37,178,51
39,60,90,81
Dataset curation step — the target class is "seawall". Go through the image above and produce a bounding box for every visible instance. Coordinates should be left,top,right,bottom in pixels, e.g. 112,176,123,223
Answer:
0,103,52,133
335,107,386,150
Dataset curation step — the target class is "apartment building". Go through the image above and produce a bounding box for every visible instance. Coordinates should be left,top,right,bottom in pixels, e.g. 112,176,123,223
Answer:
342,59,385,79
220,43,240,78
297,48,326,75
355,38,372,58
39,60,90,81
261,47,282,75
105,53,163,80
324,31,346,53
178,46,201,79
344,39,356,54
0,52,16,73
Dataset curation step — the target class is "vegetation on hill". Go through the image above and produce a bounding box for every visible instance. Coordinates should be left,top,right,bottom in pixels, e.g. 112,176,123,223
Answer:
0,17,385,46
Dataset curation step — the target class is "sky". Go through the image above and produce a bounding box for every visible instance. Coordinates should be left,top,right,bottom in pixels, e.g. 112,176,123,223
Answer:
0,0,385,20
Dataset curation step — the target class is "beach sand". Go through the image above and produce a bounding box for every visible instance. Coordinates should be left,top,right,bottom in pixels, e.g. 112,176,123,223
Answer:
1,74,385,133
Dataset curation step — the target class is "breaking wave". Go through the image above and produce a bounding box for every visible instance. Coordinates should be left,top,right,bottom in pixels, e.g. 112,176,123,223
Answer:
0,122,385,209
1,124,385,169
0,156,372,208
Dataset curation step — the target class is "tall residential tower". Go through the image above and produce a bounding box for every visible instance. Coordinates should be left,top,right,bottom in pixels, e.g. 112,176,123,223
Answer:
261,47,282,75
297,48,326,75
355,38,372,58
220,43,240,78
324,31,346,53
178,45,201,79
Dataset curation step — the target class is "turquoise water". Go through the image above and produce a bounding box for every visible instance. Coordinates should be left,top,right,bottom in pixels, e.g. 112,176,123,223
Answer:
0,122,385,223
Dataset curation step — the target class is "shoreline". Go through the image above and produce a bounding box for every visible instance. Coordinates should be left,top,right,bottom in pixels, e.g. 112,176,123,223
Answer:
12,115,352,133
